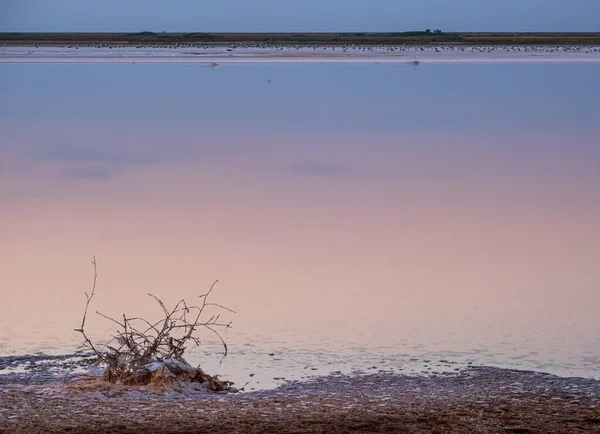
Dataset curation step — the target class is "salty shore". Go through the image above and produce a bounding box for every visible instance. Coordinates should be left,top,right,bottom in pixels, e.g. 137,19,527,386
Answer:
1,45,600,64
2,31,600,47
1,366,599,433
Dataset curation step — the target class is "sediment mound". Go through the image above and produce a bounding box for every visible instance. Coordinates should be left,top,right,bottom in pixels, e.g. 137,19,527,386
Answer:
66,359,235,395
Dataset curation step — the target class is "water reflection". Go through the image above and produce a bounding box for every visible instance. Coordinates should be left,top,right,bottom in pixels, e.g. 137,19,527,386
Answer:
1,63,599,388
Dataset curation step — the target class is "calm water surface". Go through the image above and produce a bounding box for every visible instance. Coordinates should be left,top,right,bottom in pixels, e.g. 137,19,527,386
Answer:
1,63,599,389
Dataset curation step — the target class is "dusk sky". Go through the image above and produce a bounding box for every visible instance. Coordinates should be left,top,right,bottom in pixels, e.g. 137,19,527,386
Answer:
1,0,599,33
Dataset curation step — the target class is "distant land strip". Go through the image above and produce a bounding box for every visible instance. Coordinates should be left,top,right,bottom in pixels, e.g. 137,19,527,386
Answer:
2,32,600,46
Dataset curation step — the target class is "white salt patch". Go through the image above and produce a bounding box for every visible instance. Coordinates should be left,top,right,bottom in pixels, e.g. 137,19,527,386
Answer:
1,45,600,64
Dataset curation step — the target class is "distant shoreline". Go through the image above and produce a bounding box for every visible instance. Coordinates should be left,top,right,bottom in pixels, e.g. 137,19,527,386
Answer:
2,31,600,47
2,45,600,64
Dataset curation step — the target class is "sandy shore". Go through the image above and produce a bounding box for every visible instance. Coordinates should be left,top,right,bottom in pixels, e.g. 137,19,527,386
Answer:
1,45,600,64
1,366,599,433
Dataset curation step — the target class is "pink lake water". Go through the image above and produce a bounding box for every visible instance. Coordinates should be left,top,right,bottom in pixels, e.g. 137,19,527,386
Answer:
1,61,599,389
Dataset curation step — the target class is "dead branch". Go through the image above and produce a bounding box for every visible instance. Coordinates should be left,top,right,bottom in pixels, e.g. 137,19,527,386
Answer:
74,258,235,391
74,257,102,360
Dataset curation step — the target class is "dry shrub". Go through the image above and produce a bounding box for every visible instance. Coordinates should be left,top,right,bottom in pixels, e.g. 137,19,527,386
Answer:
73,258,235,392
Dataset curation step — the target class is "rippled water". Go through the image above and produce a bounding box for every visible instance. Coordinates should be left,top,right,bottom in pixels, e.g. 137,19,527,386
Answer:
1,61,599,389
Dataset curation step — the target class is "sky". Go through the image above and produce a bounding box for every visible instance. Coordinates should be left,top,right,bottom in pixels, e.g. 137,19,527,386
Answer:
1,0,599,33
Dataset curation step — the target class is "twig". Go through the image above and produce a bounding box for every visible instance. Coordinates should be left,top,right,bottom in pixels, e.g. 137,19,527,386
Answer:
74,257,102,359
75,264,234,386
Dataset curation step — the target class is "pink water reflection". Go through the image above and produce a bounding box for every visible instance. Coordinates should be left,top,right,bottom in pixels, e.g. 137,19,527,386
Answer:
1,121,600,380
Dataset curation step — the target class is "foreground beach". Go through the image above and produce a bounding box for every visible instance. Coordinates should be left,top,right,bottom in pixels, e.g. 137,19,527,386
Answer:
1,367,599,433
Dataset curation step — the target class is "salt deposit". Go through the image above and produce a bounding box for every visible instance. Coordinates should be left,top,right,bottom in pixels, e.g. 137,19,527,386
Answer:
2,44,600,63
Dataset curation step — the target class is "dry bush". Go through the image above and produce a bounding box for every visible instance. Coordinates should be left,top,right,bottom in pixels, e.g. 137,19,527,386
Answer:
74,257,235,392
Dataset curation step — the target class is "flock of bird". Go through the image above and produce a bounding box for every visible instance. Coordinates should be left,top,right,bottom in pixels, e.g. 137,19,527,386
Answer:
5,42,600,54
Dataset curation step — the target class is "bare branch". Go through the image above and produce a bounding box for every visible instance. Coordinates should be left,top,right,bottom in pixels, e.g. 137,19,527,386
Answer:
95,311,125,328
204,303,237,314
74,257,102,359
77,256,97,331
75,267,234,390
